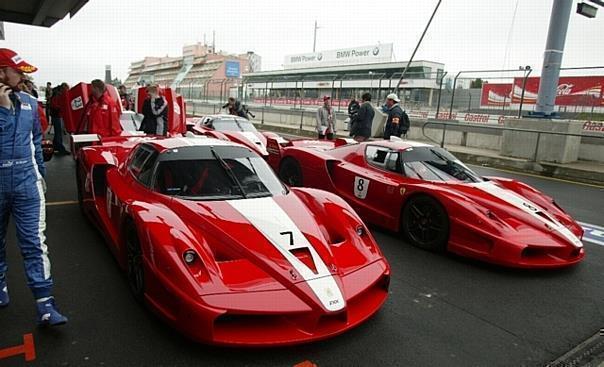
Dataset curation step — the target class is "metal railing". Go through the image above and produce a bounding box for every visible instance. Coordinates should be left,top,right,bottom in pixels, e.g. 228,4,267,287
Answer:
422,120,604,162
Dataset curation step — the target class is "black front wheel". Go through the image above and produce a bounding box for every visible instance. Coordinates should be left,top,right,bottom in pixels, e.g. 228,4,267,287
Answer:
402,195,449,252
126,227,145,303
75,165,84,213
279,158,303,187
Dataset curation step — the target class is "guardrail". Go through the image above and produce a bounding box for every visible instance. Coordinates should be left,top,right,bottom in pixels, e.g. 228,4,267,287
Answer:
422,120,604,162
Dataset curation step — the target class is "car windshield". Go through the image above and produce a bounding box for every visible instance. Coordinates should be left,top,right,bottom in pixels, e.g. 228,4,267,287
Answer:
154,145,286,200
120,112,143,132
400,146,482,183
210,118,257,132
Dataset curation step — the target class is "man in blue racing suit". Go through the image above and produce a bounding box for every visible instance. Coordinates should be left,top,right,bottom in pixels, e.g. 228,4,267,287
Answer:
0,48,67,326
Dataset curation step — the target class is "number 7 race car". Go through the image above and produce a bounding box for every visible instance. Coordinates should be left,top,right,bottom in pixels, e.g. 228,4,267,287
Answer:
267,136,585,269
75,134,390,345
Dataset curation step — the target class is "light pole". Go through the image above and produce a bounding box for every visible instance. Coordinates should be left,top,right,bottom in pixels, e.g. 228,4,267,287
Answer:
518,65,532,118
312,21,320,52
395,0,442,93
369,71,374,98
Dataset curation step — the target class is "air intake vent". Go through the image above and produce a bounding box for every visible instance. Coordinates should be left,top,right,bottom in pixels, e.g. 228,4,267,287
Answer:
289,247,317,274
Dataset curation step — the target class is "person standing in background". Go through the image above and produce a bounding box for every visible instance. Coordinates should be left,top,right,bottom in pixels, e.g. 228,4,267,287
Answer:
383,93,409,139
351,93,375,142
23,79,38,98
316,96,336,140
49,83,70,154
44,82,52,118
80,79,122,137
140,84,168,136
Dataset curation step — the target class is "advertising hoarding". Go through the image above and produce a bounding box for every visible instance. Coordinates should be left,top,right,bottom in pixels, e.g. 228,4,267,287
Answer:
225,60,241,78
284,43,393,69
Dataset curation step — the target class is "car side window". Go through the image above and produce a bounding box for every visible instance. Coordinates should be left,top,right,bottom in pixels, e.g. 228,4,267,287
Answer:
365,146,393,169
385,152,401,173
203,117,214,129
129,145,158,187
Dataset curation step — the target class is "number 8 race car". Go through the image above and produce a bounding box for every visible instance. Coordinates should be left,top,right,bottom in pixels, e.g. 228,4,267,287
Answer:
75,134,390,345
267,136,585,269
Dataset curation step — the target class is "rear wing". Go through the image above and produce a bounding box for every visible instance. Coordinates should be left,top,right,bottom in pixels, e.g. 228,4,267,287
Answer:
63,83,123,134
70,133,101,158
134,86,186,136
266,135,291,168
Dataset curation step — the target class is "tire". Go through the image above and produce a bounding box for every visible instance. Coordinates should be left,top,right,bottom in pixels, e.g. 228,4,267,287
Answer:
75,164,84,213
279,158,303,187
402,195,449,252
125,225,145,303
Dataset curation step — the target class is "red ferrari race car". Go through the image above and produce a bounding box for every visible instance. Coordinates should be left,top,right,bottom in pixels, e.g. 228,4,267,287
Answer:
75,134,390,345
267,136,585,269
187,114,280,158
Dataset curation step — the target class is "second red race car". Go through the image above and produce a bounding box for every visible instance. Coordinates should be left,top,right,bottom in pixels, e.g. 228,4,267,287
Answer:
267,136,585,269
75,134,390,345
187,114,280,158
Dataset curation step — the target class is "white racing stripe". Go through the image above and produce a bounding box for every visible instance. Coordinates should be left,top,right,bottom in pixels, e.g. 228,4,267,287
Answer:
240,132,268,155
227,197,345,312
29,133,51,279
472,181,583,248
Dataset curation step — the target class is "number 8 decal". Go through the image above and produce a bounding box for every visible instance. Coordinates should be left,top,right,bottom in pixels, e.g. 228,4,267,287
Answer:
354,176,370,199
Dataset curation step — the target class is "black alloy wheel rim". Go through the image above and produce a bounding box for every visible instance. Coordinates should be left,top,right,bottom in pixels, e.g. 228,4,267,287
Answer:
126,236,144,296
281,162,301,186
406,202,445,246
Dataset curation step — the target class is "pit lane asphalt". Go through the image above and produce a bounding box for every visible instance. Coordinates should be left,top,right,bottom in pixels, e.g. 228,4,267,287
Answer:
1,154,603,367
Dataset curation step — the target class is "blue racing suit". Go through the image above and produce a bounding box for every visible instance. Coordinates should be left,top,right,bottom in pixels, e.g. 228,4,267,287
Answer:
0,90,52,299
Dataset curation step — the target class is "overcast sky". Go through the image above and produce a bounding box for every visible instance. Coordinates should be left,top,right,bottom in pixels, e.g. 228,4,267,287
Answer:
1,0,602,86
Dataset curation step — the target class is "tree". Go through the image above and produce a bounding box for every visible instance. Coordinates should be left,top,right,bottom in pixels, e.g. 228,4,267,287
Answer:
470,78,483,88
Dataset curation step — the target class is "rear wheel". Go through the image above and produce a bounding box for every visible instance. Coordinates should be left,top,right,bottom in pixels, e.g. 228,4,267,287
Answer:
402,195,449,252
75,165,84,213
125,225,145,303
279,158,303,187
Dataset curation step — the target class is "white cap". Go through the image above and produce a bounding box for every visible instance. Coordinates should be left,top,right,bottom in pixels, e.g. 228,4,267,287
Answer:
386,93,400,102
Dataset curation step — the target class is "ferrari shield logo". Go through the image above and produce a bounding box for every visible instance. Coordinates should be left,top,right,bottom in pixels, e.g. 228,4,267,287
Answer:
400,187,406,196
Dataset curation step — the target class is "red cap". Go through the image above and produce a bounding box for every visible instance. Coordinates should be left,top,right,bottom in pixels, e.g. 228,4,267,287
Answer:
323,95,331,101
0,49,38,73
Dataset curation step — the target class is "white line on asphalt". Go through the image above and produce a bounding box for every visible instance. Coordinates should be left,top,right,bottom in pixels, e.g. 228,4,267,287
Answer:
579,221,604,231
579,222,604,247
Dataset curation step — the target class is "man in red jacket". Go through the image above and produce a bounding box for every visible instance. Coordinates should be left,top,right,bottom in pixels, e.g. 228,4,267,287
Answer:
81,79,122,137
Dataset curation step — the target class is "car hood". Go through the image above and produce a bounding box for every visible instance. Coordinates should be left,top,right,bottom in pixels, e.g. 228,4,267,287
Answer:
223,131,268,156
444,180,583,248
170,192,373,312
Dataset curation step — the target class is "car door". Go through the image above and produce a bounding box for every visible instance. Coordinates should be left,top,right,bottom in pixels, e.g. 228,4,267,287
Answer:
107,144,158,236
329,145,405,229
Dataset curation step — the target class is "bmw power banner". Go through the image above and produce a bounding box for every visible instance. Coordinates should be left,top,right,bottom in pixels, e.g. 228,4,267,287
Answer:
284,43,393,69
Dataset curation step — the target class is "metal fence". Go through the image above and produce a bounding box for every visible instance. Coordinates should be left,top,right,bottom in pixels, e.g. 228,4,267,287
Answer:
422,120,604,162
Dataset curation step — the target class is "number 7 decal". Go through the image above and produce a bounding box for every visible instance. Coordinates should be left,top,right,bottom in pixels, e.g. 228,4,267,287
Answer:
354,176,370,199
280,231,295,246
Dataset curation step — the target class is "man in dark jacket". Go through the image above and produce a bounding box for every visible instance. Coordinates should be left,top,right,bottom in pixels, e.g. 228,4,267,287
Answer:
49,83,70,154
351,93,374,142
139,84,168,136
383,93,409,139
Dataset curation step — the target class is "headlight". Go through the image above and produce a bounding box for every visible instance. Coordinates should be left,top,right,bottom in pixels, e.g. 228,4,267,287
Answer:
183,250,197,264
